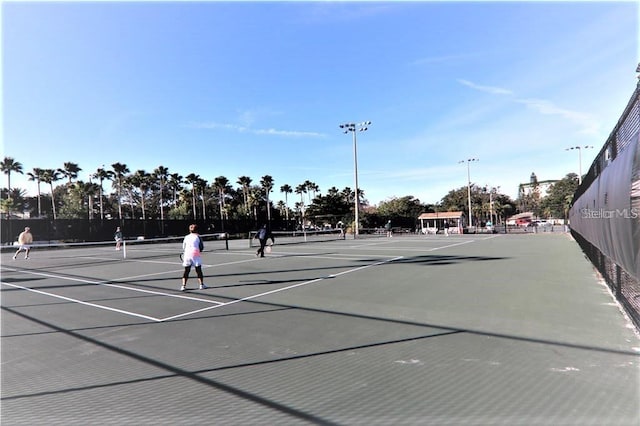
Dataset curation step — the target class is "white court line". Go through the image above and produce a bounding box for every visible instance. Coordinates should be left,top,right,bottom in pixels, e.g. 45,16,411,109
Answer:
0,250,369,322
426,234,501,251
1,281,163,322
345,236,490,249
0,267,226,307
2,234,498,322
268,252,399,261
348,240,392,248
0,251,382,322
296,235,496,251
3,239,456,322
158,255,404,321
108,256,261,283
427,239,476,251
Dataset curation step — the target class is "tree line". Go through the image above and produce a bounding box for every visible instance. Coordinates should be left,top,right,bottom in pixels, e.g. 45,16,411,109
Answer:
0,156,579,232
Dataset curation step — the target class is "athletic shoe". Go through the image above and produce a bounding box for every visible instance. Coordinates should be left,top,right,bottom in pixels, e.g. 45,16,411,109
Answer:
25,257,29,260
199,284,208,290
180,285,186,291
12,255,16,260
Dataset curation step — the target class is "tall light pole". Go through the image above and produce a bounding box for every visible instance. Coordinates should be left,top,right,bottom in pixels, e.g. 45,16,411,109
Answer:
485,185,500,226
459,158,479,228
565,146,593,184
340,121,371,238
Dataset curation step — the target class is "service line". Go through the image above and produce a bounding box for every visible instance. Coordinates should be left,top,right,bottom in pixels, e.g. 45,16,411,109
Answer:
159,255,404,321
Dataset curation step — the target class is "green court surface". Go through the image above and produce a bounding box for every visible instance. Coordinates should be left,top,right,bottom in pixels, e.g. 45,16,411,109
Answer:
2,233,639,425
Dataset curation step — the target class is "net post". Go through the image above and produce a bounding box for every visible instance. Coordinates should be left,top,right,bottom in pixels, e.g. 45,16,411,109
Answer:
122,240,127,259
225,232,229,250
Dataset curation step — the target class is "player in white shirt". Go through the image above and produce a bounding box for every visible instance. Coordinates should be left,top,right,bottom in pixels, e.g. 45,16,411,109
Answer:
180,224,207,291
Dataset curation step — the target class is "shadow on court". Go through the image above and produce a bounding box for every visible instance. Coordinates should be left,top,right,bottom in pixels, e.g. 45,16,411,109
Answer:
390,254,508,265
2,292,637,425
2,234,639,425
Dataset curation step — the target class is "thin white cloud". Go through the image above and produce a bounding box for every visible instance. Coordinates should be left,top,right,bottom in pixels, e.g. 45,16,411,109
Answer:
234,107,283,127
457,79,514,96
458,79,599,135
187,122,248,131
186,121,325,138
254,128,325,137
237,110,256,127
515,98,600,135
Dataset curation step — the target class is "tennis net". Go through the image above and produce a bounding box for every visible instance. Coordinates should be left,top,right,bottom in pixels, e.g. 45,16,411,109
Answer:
122,233,229,259
248,229,344,247
3,233,229,263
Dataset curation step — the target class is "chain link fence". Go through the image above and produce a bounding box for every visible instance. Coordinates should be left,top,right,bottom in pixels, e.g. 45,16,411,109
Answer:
570,78,640,329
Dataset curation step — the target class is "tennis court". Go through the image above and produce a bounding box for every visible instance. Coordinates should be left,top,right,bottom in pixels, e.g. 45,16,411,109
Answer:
2,233,639,425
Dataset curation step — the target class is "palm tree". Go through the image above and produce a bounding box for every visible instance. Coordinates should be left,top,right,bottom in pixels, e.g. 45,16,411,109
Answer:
196,177,208,220
294,201,303,221
341,187,353,204
295,183,307,206
309,182,320,201
84,181,100,220
59,162,82,184
111,163,130,220
184,173,200,220
295,183,307,227
260,175,274,222
131,170,151,220
303,180,315,204
92,167,114,220
168,173,183,208
248,186,261,220
27,167,45,217
153,166,169,221
121,175,136,218
41,168,61,219
65,181,98,219
280,184,292,222
214,176,230,222
1,157,24,200
237,176,252,217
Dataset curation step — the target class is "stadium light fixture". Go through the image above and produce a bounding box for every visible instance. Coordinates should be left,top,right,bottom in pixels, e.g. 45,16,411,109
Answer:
458,158,479,229
565,145,593,184
340,121,371,238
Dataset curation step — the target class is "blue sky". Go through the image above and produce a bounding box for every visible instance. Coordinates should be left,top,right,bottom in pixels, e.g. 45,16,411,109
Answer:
2,1,638,206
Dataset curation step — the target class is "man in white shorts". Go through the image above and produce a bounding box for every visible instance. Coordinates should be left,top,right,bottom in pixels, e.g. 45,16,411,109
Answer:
13,227,33,260
180,224,207,291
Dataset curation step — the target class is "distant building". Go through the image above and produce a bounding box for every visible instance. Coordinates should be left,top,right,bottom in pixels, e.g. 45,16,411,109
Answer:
417,211,466,234
518,172,557,198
